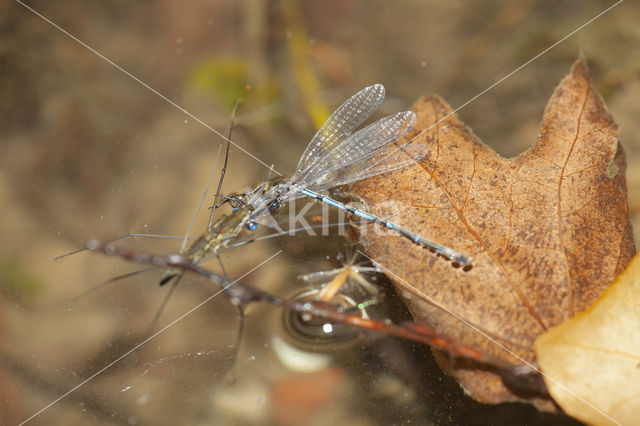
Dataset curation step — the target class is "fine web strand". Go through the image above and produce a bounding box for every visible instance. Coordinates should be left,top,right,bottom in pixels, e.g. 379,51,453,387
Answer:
363,252,621,426
180,144,223,253
14,0,281,176
18,250,283,426
351,0,625,182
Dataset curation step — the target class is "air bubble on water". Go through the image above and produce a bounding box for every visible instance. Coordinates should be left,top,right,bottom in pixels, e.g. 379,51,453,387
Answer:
121,385,135,392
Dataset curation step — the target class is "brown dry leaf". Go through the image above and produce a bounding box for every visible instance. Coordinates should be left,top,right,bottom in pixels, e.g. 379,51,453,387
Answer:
349,57,635,410
534,251,640,425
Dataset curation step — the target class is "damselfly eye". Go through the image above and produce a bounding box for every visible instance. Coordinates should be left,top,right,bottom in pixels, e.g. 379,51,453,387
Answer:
268,200,281,211
247,222,258,231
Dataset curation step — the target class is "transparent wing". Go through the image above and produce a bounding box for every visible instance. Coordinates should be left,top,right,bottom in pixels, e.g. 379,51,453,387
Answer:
301,111,424,191
292,84,385,180
337,133,427,184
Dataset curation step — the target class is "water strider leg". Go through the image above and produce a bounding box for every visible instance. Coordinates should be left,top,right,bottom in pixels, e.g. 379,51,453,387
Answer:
145,272,184,336
70,267,158,302
215,252,247,384
54,232,192,260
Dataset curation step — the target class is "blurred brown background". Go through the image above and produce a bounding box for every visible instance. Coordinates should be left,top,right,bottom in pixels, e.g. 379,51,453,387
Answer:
1,0,638,425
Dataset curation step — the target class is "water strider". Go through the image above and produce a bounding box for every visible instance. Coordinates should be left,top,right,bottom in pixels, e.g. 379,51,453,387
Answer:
161,83,471,285
88,240,546,397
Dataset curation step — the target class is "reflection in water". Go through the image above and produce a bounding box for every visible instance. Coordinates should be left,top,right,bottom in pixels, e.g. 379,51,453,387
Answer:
283,287,372,345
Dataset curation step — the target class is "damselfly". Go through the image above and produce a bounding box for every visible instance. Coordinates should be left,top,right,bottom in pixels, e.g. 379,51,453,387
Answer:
163,84,471,284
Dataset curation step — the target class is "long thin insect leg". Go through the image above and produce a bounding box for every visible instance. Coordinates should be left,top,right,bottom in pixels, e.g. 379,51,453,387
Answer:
215,252,245,384
218,212,358,255
224,304,244,385
145,272,184,336
210,100,241,230
70,267,158,302
216,255,228,278
317,267,351,302
180,144,223,254
214,194,245,209
213,222,346,259
55,233,192,260
159,102,239,287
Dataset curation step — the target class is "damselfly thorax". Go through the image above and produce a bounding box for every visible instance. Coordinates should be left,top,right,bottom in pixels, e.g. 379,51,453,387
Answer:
159,180,282,284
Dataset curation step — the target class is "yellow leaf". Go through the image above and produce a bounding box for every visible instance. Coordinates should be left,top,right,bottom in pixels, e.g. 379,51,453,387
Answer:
534,251,640,425
280,0,330,129
189,57,249,111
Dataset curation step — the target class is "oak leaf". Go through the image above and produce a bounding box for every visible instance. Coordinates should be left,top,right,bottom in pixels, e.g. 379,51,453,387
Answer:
349,57,635,410
534,250,640,425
